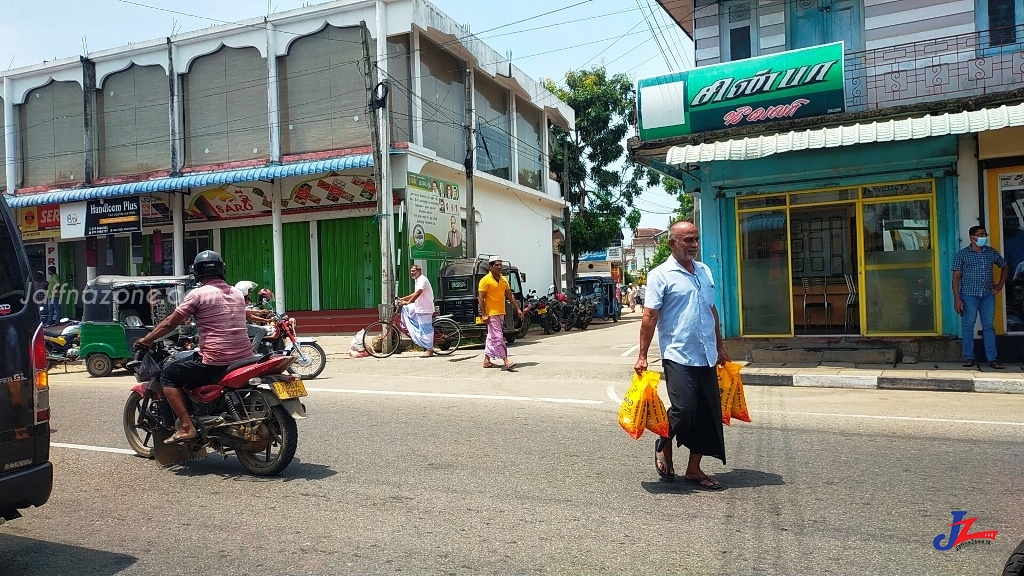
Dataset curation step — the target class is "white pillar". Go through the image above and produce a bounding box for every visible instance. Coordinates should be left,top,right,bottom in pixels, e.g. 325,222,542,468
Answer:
3,79,16,191
266,20,281,163
309,218,320,311
410,29,423,146
172,192,185,275
272,179,286,314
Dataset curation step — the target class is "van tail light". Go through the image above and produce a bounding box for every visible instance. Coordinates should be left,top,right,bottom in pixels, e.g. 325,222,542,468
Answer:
31,326,50,424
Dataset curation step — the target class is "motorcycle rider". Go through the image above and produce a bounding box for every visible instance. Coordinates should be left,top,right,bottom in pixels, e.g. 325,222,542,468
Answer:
234,280,273,324
135,251,254,444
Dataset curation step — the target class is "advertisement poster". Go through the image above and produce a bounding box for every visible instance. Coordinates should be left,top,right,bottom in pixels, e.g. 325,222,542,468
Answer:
184,172,377,221
407,172,465,260
637,42,845,140
141,194,173,226
60,202,87,239
84,197,142,236
17,204,61,240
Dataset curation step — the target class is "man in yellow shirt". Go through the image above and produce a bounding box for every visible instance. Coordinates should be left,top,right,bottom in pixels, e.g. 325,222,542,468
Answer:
477,257,523,370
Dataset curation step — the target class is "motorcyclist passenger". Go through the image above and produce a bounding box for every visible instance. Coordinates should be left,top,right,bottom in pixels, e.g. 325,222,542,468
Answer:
234,280,273,324
136,251,254,443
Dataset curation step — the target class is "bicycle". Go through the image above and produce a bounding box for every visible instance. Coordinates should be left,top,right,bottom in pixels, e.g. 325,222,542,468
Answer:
362,300,462,358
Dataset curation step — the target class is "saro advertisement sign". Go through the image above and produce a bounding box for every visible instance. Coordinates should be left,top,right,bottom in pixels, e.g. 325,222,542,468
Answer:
637,42,846,141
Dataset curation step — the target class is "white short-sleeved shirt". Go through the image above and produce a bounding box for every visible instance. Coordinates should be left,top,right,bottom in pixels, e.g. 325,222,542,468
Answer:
412,275,435,314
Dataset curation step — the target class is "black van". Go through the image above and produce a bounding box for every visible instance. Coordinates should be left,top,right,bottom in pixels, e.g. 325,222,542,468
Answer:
0,196,52,522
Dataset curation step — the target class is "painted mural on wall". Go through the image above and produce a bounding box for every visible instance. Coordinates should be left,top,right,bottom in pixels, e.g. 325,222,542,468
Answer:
407,172,465,260
185,172,377,221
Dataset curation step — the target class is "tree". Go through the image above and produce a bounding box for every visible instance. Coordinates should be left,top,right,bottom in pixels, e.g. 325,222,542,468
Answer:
647,178,695,270
545,68,662,274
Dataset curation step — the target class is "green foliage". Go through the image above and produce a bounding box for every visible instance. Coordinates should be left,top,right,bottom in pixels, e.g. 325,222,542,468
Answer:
649,236,672,270
546,68,660,268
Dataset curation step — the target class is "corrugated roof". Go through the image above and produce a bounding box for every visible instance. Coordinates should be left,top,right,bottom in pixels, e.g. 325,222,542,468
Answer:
3,154,374,208
665,102,1024,165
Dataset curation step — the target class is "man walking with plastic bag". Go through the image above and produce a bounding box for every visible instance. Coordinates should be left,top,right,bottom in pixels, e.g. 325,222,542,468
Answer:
635,221,728,489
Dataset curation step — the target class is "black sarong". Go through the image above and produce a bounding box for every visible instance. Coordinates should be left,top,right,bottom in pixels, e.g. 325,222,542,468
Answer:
659,360,726,464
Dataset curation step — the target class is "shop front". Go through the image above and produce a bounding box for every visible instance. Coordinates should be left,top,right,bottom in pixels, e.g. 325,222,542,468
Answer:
696,136,960,340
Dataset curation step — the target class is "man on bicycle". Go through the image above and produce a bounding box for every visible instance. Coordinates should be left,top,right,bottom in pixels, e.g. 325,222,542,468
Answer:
136,251,253,443
398,264,435,357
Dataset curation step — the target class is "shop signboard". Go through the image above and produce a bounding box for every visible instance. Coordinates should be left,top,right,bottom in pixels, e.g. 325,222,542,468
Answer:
637,42,846,141
17,204,61,240
184,172,377,221
407,172,465,260
579,251,608,262
141,194,173,226
60,202,87,239
84,197,142,236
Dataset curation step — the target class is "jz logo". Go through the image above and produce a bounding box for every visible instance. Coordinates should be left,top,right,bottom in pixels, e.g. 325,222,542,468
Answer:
933,511,998,551
0,304,10,316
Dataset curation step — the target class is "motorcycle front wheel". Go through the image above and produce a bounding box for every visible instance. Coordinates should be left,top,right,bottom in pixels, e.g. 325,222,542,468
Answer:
288,342,326,379
235,404,298,476
123,391,155,459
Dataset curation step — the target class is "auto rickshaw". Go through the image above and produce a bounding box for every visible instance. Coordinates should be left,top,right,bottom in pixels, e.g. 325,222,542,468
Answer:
436,257,527,344
79,275,197,377
575,276,622,323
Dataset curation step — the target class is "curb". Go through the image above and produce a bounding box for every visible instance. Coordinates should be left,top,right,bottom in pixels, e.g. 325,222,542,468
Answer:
742,372,1024,394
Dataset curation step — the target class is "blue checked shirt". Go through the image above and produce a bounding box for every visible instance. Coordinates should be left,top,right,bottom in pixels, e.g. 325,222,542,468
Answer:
645,257,718,367
952,246,1006,297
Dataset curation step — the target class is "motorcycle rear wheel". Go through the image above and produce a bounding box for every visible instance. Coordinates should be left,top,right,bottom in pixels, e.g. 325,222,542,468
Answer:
235,404,298,476
431,317,462,356
541,315,552,335
362,321,401,358
123,391,155,459
288,342,326,379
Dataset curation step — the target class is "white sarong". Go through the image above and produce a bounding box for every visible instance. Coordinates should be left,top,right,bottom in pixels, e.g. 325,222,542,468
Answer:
402,306,434,350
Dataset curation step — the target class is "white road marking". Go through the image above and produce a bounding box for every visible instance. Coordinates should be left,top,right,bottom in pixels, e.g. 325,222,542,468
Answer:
305,387,603,405
607,385,621,404
52,442,136,455
619,344,640,357
752,410,1024,427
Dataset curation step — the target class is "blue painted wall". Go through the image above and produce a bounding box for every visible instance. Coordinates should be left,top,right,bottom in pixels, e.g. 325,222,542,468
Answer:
697,136,961,337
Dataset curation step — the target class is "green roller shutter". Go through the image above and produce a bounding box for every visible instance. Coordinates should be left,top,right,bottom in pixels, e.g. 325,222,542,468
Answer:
318,216,381,309
221,222,312,311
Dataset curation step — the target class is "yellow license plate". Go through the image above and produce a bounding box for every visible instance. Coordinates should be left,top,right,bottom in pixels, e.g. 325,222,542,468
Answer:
538,309,547,315
273,380,307,400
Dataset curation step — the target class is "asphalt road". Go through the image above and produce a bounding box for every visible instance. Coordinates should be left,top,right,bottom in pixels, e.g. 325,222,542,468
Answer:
3,316,1022,575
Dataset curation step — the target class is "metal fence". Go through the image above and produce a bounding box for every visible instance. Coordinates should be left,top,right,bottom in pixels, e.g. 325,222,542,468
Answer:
845,24,1024,112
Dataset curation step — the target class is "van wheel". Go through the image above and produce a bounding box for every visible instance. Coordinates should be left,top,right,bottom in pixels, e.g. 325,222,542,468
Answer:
87,354,113,378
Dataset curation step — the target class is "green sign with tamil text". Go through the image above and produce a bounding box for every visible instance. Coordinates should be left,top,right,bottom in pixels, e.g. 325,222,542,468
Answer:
637,42,846,141
407,172,465,260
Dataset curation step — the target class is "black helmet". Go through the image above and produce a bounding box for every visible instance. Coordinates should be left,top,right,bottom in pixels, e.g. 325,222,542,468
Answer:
192,250,226,279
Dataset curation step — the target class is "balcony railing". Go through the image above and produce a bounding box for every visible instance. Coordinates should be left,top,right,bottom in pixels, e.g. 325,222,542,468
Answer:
845,24,1024,113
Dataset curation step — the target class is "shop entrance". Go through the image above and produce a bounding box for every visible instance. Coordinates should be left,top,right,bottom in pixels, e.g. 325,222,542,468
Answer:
736,180,939,337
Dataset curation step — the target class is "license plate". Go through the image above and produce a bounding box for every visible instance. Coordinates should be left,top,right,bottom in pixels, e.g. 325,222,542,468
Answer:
273,380,307,400
538,309,547,315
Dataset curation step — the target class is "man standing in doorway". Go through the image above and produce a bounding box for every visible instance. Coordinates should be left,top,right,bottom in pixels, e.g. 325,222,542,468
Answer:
636,221,728,489
45,266,61,326
478,257,523,370
952,225,1008,369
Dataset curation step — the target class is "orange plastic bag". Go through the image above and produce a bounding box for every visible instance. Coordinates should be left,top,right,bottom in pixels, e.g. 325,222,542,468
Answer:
644,375,670,438
618,372,650,439
717,362,751,425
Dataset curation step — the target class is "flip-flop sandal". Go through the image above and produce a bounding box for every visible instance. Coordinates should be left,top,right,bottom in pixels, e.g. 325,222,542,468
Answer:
989,362,1005,369
684,476,723,490
654,454,675,479
962,360,975,367
164,431,198,445
502,363,516,371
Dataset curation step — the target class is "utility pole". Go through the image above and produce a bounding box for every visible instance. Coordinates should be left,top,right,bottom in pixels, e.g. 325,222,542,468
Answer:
361,20,395,310
563,138,575,295
463,65,476,259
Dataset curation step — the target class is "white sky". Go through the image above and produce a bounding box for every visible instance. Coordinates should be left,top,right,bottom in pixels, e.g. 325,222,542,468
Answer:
0,0,693,237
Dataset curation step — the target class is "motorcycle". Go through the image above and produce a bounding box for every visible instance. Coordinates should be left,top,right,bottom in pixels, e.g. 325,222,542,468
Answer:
575,295,596,330
248,311,327,379
43,319,81,370
518,290,552,337
122,341,307,476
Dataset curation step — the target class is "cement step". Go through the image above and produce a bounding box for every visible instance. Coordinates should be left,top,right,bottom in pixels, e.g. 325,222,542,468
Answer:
751,347,897,365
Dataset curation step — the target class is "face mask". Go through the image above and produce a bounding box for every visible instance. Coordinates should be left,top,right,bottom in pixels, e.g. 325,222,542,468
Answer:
975,237,989,247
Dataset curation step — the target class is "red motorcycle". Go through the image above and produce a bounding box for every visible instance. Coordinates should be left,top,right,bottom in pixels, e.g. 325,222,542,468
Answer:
123,342,308,476
249,311,327,379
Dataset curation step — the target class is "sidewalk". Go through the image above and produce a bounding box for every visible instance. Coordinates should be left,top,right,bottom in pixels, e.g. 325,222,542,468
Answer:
736,361,1024,394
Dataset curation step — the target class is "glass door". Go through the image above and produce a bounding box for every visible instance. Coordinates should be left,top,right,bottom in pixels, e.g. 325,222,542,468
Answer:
860,197,938,334
738,209,793,336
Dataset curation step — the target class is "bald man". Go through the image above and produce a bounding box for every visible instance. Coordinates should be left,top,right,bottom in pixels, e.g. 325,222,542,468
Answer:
635,221,728,490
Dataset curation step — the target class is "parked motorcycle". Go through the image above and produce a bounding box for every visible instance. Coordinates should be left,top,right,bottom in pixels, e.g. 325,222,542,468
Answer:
43,320,81,370
520,290,554,336
575,295,596,330
249,312,327,379
123,341,307,476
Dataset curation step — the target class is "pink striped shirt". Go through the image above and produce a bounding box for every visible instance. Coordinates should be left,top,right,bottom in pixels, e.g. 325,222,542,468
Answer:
175,279,253,365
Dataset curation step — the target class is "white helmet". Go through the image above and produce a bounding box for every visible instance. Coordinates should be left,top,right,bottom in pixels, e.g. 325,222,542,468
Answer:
234,281,258,297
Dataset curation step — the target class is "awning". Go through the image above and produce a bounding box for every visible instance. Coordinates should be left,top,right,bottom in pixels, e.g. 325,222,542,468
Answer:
666,102,1024,165
3,154,374,208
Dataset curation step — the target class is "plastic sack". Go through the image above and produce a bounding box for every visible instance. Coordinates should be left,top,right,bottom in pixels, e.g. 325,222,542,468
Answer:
643,376,670,438
618,371,652,439
716,362,751,425
137,353,161,382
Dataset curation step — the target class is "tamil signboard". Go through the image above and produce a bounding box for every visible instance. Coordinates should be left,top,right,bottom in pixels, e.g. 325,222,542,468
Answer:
407,172,465,260
637,42,846,141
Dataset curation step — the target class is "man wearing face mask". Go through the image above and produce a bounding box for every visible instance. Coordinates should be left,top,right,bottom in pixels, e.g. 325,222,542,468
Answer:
952,225,1008,369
